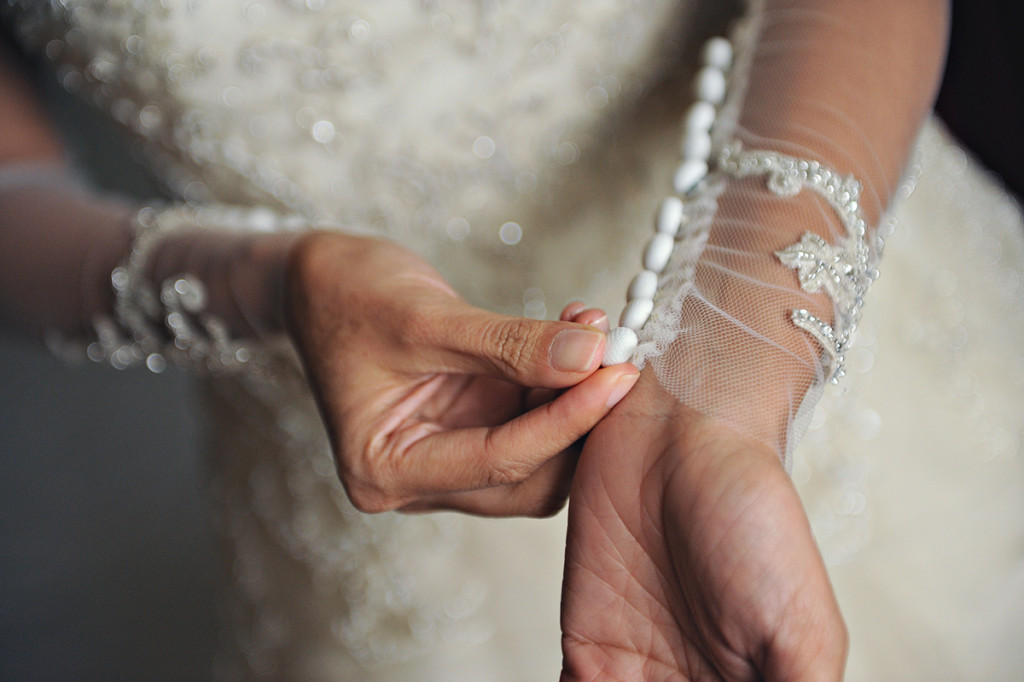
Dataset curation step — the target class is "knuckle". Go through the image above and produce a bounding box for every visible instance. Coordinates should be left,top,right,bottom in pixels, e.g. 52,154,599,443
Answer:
346,483,402,514
524,465,573,518
488,318,536,377
339,443,405,514
525,490,569,518
485,459,533,488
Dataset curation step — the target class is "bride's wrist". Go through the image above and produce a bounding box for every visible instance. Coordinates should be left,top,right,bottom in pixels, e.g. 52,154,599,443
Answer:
607,369,790,475
628,357,810,439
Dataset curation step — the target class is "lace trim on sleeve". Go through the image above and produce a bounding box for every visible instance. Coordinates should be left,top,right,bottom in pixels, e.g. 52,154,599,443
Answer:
77,203,303,374
717,141,875,382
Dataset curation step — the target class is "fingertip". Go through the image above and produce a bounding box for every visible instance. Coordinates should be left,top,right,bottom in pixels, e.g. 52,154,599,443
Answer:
604,366,640,408
560,301,587,321
562,364,638,414
570,308,609,333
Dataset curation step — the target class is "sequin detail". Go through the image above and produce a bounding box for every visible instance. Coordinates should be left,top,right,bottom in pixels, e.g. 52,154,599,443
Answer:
718,141,875,381
95,206,266,373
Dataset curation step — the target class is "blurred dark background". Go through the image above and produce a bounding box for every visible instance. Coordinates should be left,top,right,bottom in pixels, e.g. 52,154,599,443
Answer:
0,344,219,680
935,0,1024,200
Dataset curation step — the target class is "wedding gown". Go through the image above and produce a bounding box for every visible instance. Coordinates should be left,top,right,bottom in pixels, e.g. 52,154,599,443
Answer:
5,1,1024,680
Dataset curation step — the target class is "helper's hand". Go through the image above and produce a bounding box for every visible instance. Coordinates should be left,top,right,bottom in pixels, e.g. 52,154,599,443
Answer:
560,372,847,681
285,232,638,516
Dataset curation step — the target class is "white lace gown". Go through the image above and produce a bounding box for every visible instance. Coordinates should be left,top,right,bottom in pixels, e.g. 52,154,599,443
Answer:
8,1,1024,679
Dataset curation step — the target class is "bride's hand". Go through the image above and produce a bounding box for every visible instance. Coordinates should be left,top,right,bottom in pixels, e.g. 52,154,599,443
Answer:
560,372,847,681
284,231,639,517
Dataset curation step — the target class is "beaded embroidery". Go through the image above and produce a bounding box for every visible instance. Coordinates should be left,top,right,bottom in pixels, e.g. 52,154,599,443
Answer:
717,141,875,381
94,206,255,373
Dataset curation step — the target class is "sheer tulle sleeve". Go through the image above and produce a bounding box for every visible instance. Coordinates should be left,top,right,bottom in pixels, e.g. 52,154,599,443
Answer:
626,0,948,467
0,26,304,374
0,163,131,339
0,158,300,373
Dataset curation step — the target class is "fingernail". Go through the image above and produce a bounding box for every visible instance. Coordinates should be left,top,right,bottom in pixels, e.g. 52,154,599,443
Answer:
549,329,603,372
562,301,587,321
606,371,640,408
573,308,609,333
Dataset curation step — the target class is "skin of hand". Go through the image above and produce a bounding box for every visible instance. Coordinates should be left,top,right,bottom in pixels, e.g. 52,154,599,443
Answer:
284,230,639,517
560,370,847,681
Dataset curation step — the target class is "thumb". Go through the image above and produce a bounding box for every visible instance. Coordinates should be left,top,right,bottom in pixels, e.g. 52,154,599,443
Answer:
424,299,606,388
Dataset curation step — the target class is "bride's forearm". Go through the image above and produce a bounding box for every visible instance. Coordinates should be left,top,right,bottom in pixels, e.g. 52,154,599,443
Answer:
0,175,134,337
746,0,949,222
631,0,950,461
